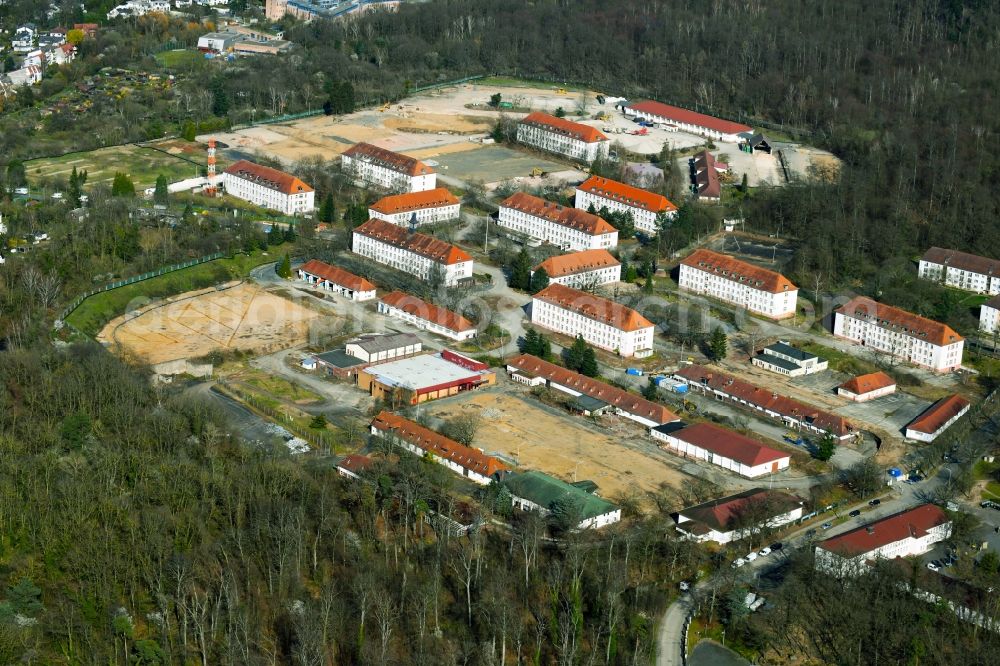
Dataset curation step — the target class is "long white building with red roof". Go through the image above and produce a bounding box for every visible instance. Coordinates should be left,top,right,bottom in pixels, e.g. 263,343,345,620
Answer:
222,160,315,215
367,187,460,226
352,218,472,286
377,291,477,341
516,112,610,163
498,192,618,251
678,249,798,319
651,422,791,478
297,259,376,301
833,296,964,372
341,142,436,193
624,100,752,142
575,176,677,234
531,283,654,358
532,249,621,288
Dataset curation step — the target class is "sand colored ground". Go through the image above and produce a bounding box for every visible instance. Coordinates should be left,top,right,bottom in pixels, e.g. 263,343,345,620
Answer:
99,283,319,365
430,391,687,498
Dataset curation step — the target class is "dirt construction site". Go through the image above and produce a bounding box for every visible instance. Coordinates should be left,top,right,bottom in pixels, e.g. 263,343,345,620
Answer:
428,390,689,499
98,282,320,365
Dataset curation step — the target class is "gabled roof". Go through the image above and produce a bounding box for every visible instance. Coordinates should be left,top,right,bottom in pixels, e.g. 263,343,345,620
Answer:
500,192,616,235
679,488,802,533
348,332,421,354
371,411,507,477
763,342,819,362
506,354,679,425
676,365,853,437
379,291,475,333
518,112,608,143
839,372,896,396
905,394,971,435
342,142,433,176
693,151,721,198
353,218,471,265
625,100,752,135
681,249,796,293
337,454,375,475
533,283,653,332
298,259,375,293
503,470,618,521
576,176,677,214
223,160,313,195
533,249,620,279
985,295,1000,311
818,504,950,558
835,296,963,347
921,247,1000,277
667,422,790,467
369,187,459,215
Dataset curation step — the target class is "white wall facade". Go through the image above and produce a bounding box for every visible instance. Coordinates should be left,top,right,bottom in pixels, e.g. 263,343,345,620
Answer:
677,505,803,544
296,268,375,301
377,301,476,341
352,232,472,286
838,384,896,402
509,494,621,529
370,427,493,485
649,428,790,478
574,188,674,235
832,312,964,372
530,296,653,358
904,403,971,442
368,202,460,226
919,260,1000,295
981,303,1000,334
222,172,314,215
678,263,797,319
816,522,952,576
341,153,436,193
624,106,745,142
541,264,621,289
346,340,422,363
497,205,617,251
516,123,609,163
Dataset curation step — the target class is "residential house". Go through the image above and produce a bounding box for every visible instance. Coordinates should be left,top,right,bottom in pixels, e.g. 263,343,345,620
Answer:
11,24,37,53
982,295,1000,334
918,247,1000,295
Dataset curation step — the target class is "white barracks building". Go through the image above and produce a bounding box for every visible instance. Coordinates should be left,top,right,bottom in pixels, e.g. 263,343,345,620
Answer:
918,247,1000,295
341,142,436,193
532,249,621,288
982,295,1000,333
498,192,618,251
516,112,610,163
575,176,677,235
678,249,798,319
222,160,315,215
833,296,964,372
368,188,460,226
531,283,654,358
352,218,472,286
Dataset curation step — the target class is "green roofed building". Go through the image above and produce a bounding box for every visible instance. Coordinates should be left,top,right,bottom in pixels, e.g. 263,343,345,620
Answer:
502,470,621,529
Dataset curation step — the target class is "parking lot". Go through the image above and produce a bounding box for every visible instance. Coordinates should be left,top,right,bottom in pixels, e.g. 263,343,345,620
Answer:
791,371,932,435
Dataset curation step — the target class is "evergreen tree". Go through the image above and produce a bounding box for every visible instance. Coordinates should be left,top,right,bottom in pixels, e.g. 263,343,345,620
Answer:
565,335,589,372
319,192,335,223
643,275,654,293
310,413,328,429
153,174,169,205
520,328,540,355
741,172,749,194
211,80,229,117
284,223,297,243
268,224,284,246
509,248,532,290
111,172,135,197
815,434,837,462
579,346,599,377
277,253,292,279
68,166,81,206
708,326,728,361
529,266,550,293
538,333,552,360
182,121,197,142
642,377,658,400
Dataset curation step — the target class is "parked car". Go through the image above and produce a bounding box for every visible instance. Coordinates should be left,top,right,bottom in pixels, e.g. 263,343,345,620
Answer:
849,509,862,518
927,561,941,572
745,552,758,563
770,542,783,551
758,547,771,557
869,499,882,507
821,522,833,530
732,558,747,568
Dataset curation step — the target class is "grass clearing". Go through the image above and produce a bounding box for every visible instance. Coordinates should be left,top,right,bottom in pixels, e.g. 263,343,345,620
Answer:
797,341,880,376
154,49,205,69
26,142,206,189
239,369,324,404
66,249,282,337
477,76,590,92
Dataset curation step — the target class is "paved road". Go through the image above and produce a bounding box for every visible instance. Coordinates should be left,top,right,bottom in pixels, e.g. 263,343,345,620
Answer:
657,594,693,666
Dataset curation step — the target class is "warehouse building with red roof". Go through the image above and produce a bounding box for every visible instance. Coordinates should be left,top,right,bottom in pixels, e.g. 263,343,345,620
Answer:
297,259,377,301
652,422,792,478
675,488,803,543
516,112,610,163
574,176,677,235
904,394,971,442
623,100,752,142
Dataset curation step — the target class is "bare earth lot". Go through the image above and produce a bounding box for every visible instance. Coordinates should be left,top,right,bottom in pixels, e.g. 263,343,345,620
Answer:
99,283,319,365
429,390,688,498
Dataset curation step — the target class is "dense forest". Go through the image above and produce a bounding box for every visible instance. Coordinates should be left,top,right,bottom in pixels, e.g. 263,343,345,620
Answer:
0,0,998,662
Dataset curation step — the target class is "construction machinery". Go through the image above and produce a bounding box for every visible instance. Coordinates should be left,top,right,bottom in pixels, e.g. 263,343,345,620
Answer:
555,88,567,95
530,167,544,177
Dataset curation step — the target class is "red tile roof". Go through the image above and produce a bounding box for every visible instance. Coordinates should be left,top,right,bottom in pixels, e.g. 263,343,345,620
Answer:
519,112,608,143
906,394,971,436
838,372,896,396
371,411,508,477
576,176,677,214
533,283,653,332
818,504,950,559
379,291,474,333
921,247,1000,277
679,488,802,532
625,100,752,135
836,296,963,347
676,365,854,437
533,249,620,279
342,142,433,176
354,218,471,265
369,187,459,215
500,192,616,235
506,354,679,425
693,151,721,199
223,160,313,195
681,249,797,294
299,259,375,293
668,422,789,467
337,454,375,475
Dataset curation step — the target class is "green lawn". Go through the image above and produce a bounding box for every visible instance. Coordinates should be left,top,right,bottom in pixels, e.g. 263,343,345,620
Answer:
26,143,204,189
797,341,881,376
154,49,205,69
477,76,591,92
65,249,283,337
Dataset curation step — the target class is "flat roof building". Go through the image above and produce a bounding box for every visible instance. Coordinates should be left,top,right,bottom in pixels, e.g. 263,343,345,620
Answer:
752,341,828,377
359,351,495,405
